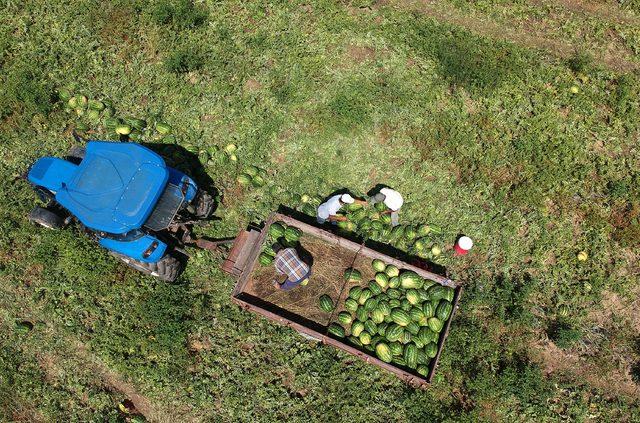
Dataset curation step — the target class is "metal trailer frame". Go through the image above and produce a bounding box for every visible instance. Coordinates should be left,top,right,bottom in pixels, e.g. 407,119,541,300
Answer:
223,212,462,388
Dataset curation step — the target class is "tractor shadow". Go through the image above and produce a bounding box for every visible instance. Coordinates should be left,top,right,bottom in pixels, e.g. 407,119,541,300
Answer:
276,206,448,278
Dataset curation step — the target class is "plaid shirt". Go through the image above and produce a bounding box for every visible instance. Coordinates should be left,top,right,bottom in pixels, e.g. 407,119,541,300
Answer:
274,248,310,288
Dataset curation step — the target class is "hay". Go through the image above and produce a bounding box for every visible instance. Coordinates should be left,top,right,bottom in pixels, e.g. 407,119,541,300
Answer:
242,233,358,326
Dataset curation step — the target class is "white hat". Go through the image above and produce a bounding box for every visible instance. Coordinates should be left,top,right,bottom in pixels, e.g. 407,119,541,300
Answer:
458,236,473,250
340,194,355,204
380,188,403,211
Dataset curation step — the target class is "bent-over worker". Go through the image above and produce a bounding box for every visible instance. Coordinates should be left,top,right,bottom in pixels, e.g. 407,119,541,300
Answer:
272,243,311,290
370,187,403,227
316,193,367,224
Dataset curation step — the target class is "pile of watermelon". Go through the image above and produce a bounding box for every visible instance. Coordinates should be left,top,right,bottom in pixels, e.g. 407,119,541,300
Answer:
237,165,268,188
258,221,303,266
324,259,455,377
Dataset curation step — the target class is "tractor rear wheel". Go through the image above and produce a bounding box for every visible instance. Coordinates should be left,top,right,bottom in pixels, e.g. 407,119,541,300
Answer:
112,253,183,282
192,190,215,219
28,207,63,229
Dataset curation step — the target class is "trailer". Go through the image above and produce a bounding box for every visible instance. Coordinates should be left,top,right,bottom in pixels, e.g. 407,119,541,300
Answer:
222,212,462,387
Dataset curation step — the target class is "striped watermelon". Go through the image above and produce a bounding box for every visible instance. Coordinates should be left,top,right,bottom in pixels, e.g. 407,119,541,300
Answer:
387,288,401,299
345,298,358,313
328,323,345,337
318,295,334,312
417,327,434,345
344,268,362,282
376,343,393,363
388,299,401,308
425,342,438,358
427,284,446,301
400,331,412,344
371,308,385,324
364,320,377,335
378,301,391,316
416,365,429,377
404,344,418,369
385,265,400,277
399,271,423,289
371,259,386,272
444,286,455,302
375,273,389,289
368,280,383,295
436,301,453,321
401,299,412,311
358,289,372,305
268,222,286,237
390,342,403,356
359,331,372,345
422,302,435,318
356,306,368,322
351,321,365,337
349,286,362,301
385,324,404,342
377,322,389,336
390,309,411,326
406,322,420,335
348,335,363,348
416,349,428,365
388,276,400,289
428,317,443,332
406,289,421,305
410,307,425,322
338,311,353,325
364,297,378,312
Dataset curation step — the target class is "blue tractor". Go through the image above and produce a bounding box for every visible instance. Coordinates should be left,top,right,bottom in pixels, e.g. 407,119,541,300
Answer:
26,139,217,282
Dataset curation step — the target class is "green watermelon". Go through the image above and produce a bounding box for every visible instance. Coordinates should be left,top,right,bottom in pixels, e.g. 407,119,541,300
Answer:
416,365,429,377
300,203,316,216
401,299,412,311
244,165,259,177
377,322,389,336
436,301,453,321
378,301,391,316
371,259,386,272
328,324,345,338
359,331,372,345
358,289,372,305
417,224,431,236
344,268,362,282
428,317,443,332
374,201,387,212
404,344,418,369
364,320,377,335
388,299,401,308
413,337,426,349
237,173,252,186
345,298,358,313
251,175,266,187
388,276,400,289
416,349,428,365
425,342,438,358
375,272,389,289
406,322,420,335
349,286,362,301
115,124,132,135
418,327,434,345
390,342,403,356
348,335,363,348
404,226,417,241
318,295,334,312
284,227,302,242
356,306,368,322
418,289,430,302
428,284,447,301
413,238,427,251
351,321,365,337
406,289,421,305
386,324,404,342
390,309,411,326
104,117,121,129
558,304,570,318
370,335,383,347
338,311,352,325
399,271,424,289
410,307,425,322
443,286,455,302
364,297,378,312
400,330,413,345
393,357,407,367
368,280,383,295
387,288,401,299
371,220,384,231
259,253,274,265
376,343,393,363
156,122,172,134
269,222,286,237
422,302,435,318
371,308,385,324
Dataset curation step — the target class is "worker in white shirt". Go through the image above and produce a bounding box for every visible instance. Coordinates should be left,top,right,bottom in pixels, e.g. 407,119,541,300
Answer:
316,193,367,224
369,187,403,227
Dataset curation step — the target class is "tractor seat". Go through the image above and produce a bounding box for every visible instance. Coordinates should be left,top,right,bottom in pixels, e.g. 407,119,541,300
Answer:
55,141,169,234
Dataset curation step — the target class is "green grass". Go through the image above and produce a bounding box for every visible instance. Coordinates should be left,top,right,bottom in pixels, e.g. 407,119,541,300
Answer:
1,0,640,421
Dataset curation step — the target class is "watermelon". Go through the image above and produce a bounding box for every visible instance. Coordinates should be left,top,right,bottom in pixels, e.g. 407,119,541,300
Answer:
413,238,427,251
328,323,345,337
416,365,429,377
364,297,378,312
127,118,147,130
422,302,434,318
406,289,421,305
345,298,358,313
425,342,438,358
388,276,400,289
416,350,428,365
338,311,353,326
348,335,363,348
104,117,121,128
251,175,266,187
259,253,274,266
377,322,389,336
378,301,391,316
401,299,412,311
371,259,386,272
371,309,385,324
386,324,404,342
410,307,425,322
418,289,430,302
400,331,413,345
417,224,431,236
558,304,569,318
368,280,382,296
418,327,434,345
413,337,426,349
344,268,362,282
263,245,276,256
351,321,365,337
406,322,420,335
374,201,387,212
388,299,401,308
300,203,316,216
244,165,259,177
404,226,417,241
428,317,443,332
115,124,132,135
371,220,384,231
363,344,374,352
284,227,302,242
375,272,389,289
156,122,172,134
404,344,418,369
399,271,424,289
387,288,401,299
358,289,372,305
390,342,403,356
356,306,368,322
364,320,377,335
349,286,362,301
376,343,393,363
443,286,455,302
269,222,286,238
390,309,411,326
359,331,372,345
427,284,447,301
393,357,407,367
436,301,453,321
318,295,334,312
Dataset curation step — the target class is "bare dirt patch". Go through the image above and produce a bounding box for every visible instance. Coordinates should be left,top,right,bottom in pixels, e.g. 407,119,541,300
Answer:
534,0,640,26
587,289,640,333
244,78,262,92
346,44,377,64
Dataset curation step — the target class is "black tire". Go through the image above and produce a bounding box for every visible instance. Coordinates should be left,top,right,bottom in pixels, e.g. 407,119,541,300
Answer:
112,253,183,282
66,146,86,164
192,190,215,219
28,207,63,229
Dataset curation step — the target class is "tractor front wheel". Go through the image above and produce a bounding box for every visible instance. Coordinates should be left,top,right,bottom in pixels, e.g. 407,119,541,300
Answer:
112,253,183,282
28,207,63,229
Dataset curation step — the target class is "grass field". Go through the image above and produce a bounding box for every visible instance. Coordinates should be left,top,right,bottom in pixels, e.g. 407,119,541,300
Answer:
1,0,639,421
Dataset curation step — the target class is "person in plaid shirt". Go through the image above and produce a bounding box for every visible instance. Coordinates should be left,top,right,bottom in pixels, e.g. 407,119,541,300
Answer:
272,243,311,290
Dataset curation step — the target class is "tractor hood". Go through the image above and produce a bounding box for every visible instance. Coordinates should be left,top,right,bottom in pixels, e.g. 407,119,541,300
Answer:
39,141,168,234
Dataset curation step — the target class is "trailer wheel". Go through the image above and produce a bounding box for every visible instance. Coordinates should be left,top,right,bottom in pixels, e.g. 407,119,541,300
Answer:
28,207,63,229
192,190,215,219
112,253,183,282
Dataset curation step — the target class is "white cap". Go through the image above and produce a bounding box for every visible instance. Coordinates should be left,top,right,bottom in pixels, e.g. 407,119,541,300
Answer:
458,236,473,250
340,194,355,204
380,188,403,211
